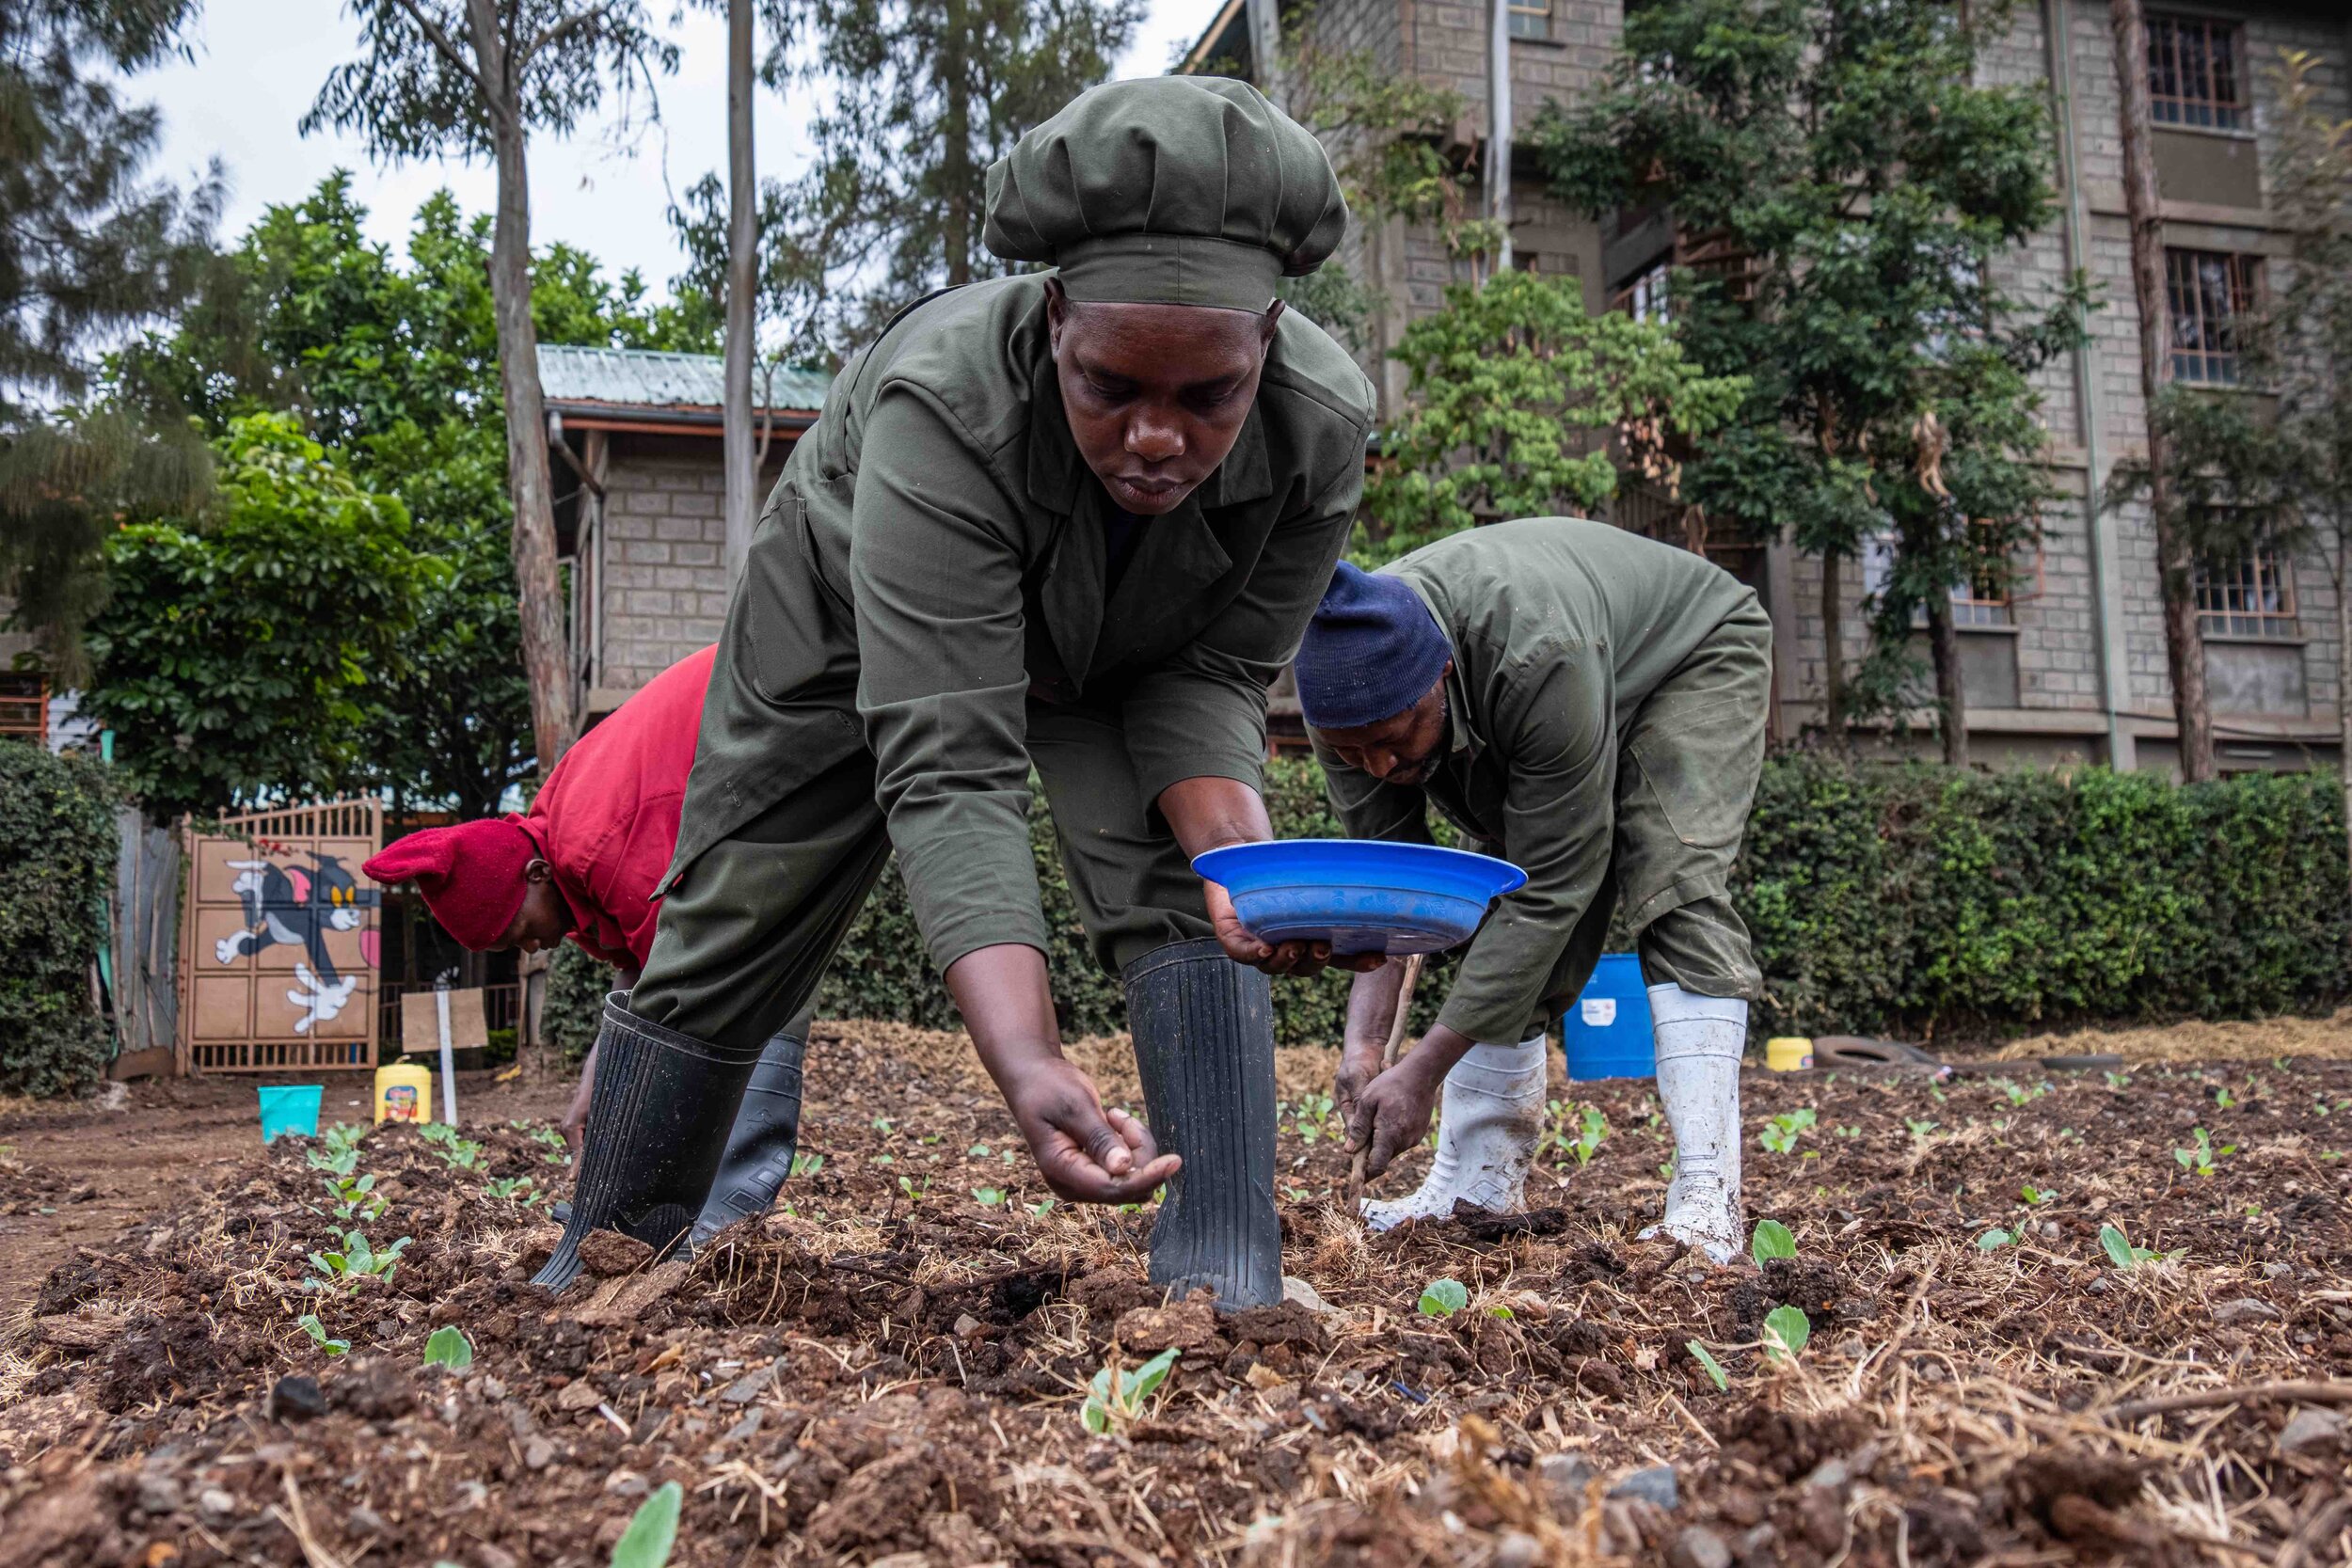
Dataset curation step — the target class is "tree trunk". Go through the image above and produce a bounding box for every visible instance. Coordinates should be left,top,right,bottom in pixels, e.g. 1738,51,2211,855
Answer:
941,0,972,287
1820,548,1847,743
1926,590,1969,768
2337,534,2351,927
723,0,757,584
2110,0,2215,782
467,0,577,772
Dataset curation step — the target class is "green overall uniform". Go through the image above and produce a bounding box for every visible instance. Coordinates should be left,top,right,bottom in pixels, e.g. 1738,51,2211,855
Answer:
538,74,1366,1301
631,251,1373,1057
1313,518,1772,1046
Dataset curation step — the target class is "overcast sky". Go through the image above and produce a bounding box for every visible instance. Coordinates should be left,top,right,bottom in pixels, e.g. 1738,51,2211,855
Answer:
140,1,1208,297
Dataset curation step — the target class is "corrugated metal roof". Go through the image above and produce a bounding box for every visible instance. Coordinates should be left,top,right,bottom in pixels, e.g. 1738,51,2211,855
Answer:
537,343,832,416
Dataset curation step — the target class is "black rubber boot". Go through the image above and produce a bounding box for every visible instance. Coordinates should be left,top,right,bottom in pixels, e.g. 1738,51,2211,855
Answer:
687,1030,806,1250
1123,937,1282,1310
532,995,768,1290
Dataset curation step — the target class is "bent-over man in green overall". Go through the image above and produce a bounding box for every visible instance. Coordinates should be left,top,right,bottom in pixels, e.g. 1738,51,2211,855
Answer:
536,77,1380,1306
1297,519,1771,1262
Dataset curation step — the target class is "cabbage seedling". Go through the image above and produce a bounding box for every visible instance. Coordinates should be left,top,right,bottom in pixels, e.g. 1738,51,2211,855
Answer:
610,1481,681,1568
1417,1277,1470,1317
1750,1219,1797,1265
307,1230,409,1291
1081,1347,1179,1433
296,1313,349,1355
1686,1340,1729,1391
422,1325,473,1370
1761,1306,1811,1361
1758,1109,1816,1155
2099,1222,2179,1269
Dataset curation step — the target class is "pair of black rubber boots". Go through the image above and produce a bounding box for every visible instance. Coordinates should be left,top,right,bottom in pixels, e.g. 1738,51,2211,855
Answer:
532,936,1282,1311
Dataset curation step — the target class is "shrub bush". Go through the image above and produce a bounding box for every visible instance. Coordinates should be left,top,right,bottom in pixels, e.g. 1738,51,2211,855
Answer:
541,752,2350,1053
0,745,119,1097
1740,754,2350,1040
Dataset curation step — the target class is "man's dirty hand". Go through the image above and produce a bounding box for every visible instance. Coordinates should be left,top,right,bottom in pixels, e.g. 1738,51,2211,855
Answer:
1205,879,1386,978
1343,1056,1444,1179
1003,1056,1181,1204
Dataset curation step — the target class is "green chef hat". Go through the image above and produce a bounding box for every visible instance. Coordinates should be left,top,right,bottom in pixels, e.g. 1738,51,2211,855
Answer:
984,76,1347,313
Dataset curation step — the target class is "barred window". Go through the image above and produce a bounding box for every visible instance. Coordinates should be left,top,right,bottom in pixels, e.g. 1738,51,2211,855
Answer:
2148,15,2248,131
2166,248,2259,385
2196,531,2298,637
1508,0,1550,40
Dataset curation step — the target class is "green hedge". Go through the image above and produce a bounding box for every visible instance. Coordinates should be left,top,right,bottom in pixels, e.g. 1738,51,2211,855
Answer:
0,745,119,1097
1741,753,2350,1039
543,753,2350,1051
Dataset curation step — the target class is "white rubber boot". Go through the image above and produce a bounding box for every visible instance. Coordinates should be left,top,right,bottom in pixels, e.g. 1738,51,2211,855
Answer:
1636,984,1746,1263
1362,1035,1547,1232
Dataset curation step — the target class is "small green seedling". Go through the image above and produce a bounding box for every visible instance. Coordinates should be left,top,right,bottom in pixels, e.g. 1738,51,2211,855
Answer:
789,1151,825,1178
1834,1125,1863,1139
1417,1277,1470,1318
296,1313,349,1355
322,1173,387,1223
967,1143,992,1158
307,1229,409,1291
2099,1222,2178,1270
422,1325,474,1370
1905,1117,1938,1140
484,1177,538,1205
2105,1070,2132,1090
1750,1218,1797,1265
1081,1347,1180,1433
1761,1306,1811,1362
526,1122,567,1151
306,1123,365,1177
2021,1184,2053,1206
610,1480,681,1568
2174,1127,2234,1176
1285,1092,1337,1145
2214,1085,2237,1111
1758,1108,1816,1155
1027,1197,1057,1217
870,1115,895,1133
419,1126,485,1170
1687,1340,1730,1391
972,1186,1006,1206
1565,1104,1608,1165
1977,1228,2013,1251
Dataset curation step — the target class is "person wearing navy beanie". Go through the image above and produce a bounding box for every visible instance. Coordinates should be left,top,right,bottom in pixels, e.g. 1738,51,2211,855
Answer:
1301,519,1773,1262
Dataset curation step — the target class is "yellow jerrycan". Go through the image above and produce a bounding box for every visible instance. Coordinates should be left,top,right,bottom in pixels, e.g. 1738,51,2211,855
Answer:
373,1059,435,1125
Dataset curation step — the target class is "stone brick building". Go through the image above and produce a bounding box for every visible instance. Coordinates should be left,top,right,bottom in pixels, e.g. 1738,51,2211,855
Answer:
1187,0,2352,773
539,345,831,722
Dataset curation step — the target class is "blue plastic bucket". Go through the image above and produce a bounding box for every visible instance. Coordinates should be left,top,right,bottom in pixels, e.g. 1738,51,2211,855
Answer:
258,1085,324,1143
1563,955,1655,1080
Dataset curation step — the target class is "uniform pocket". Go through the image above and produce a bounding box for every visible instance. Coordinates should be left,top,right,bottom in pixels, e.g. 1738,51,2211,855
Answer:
1623,694,1763,851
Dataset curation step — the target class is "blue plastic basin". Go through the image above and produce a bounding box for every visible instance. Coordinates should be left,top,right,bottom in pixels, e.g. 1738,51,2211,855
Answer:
1564,954,1655,1079
1191,840,1528,956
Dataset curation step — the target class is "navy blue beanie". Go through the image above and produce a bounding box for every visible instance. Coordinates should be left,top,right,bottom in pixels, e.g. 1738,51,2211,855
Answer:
1295,562,1452,729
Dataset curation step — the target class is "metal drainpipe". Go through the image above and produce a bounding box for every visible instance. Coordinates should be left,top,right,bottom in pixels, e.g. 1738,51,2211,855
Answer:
2043,0,2137,770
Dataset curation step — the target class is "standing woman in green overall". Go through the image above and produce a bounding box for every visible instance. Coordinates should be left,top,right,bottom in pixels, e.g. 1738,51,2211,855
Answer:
536,77,1377,1307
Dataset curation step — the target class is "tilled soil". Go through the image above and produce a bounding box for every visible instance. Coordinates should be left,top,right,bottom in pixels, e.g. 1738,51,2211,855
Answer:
3,1023,2349,1567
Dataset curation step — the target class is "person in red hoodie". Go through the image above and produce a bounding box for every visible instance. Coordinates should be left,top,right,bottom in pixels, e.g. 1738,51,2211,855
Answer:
361,645,803,1246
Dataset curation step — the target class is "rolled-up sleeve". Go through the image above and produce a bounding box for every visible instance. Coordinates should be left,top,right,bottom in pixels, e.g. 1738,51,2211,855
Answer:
849,387,1050,973
1121,467,1359,809
1436,655,1617,1044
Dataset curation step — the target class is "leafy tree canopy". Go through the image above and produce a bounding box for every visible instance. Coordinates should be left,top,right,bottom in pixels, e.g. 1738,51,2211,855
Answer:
1360,269,1746,563
82,414,437,819
104,176,709,816
1533,0,2086,741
